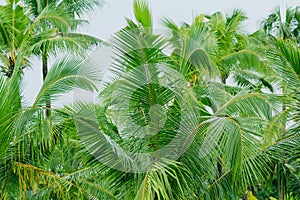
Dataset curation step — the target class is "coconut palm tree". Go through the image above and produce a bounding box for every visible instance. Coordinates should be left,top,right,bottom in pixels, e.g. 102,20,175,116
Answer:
0,0,83,109
71,1,300,199
262,6,300,45
0,1,78,78
23,0,103,81
23,0,102,117
263,38,300,200
1,0,300,199
163,9,271,91
0,2,30,78
0,55,109,199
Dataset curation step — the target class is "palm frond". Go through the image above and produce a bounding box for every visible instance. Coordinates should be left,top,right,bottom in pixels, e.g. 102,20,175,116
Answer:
33,57,100,107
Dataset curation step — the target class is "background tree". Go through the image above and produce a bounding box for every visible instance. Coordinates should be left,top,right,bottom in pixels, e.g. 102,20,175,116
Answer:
23,0,102,117
262,6,300,45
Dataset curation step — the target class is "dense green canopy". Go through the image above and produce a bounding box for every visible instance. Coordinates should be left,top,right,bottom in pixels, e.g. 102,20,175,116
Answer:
0,0,299,199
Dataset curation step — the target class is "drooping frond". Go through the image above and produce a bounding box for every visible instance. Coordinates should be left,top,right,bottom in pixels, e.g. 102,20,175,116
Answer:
33,56,100,107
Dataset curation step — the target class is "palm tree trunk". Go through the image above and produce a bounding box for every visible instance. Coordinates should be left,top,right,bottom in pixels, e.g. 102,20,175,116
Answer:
6,57,22,110
278,163,287,200
278,86,287,200
42,51,51,117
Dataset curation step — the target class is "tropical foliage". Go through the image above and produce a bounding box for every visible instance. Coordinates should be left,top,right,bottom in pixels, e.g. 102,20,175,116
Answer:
0,0,299,199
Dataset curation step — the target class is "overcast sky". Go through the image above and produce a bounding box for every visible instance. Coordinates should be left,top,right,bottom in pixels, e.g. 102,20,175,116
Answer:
84,0,299,38
20,0,299,105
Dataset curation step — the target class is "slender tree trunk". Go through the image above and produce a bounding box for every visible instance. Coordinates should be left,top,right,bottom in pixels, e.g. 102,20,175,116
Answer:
217,158,222,199
278,163,287,200
42,52,47,81
278,86,287,200
7,57,22,110
42,51,51,117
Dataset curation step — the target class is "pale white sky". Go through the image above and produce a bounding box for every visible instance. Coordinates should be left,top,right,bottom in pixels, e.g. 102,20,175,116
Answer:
16,0,299,105
84,0,299,39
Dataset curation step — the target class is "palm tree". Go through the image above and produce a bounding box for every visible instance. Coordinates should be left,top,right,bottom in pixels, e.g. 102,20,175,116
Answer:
0,55,108,199
1,0,300,199
262,6,300,45
0,2,29,78
73,1,300,199
0,1,73,78
23,0,102,117
0,1,81,109
164,9,270,91
264,38,300,200
23,0,103,80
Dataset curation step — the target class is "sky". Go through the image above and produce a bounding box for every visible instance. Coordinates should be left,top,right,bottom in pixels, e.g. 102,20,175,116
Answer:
19,0,299,105
83,0,299,39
